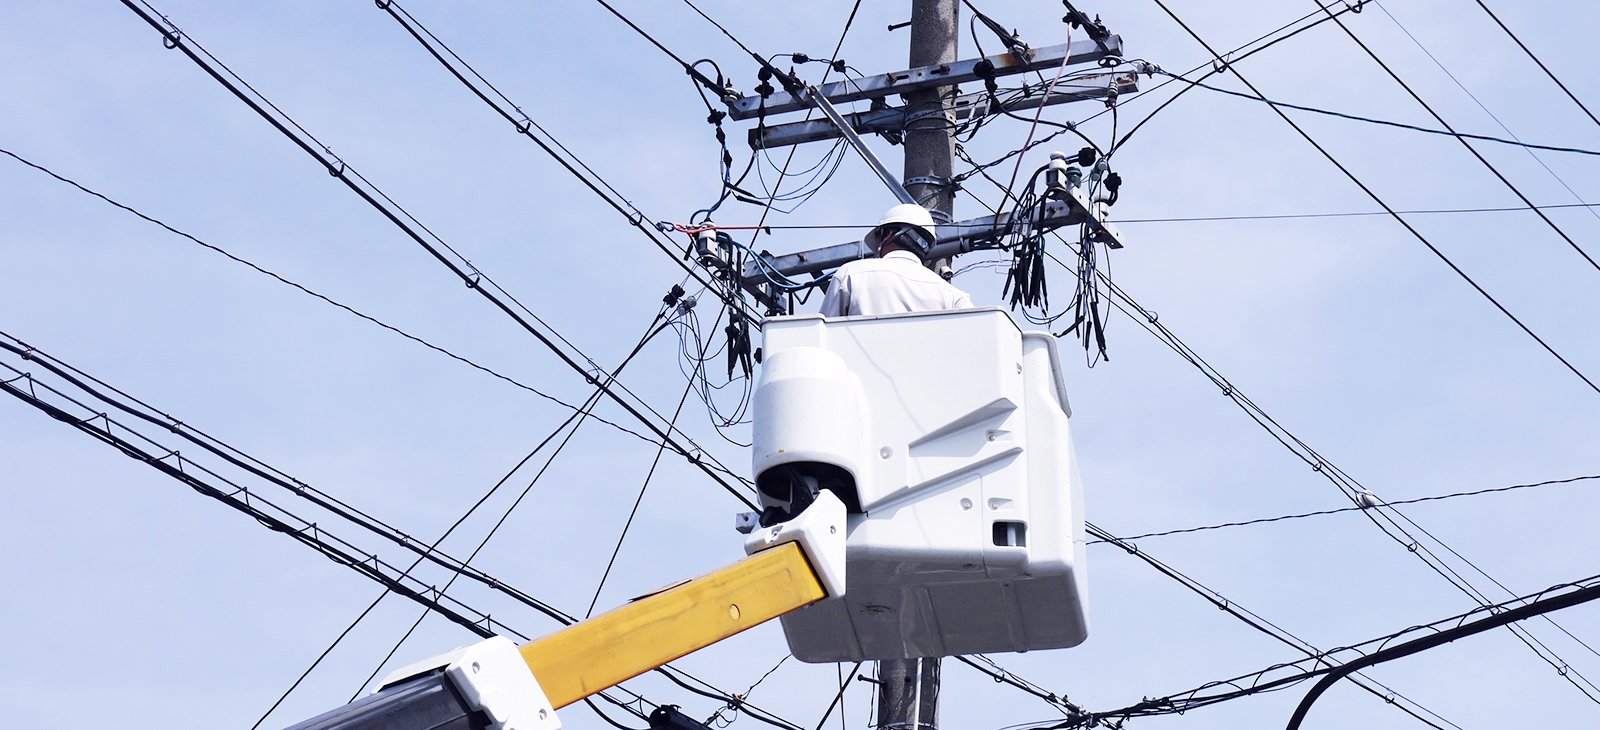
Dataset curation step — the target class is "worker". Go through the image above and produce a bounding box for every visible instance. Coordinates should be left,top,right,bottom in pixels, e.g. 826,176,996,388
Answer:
819,203,973,317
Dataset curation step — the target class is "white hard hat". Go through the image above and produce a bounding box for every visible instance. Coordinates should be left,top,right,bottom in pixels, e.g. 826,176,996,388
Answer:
864,203,937,259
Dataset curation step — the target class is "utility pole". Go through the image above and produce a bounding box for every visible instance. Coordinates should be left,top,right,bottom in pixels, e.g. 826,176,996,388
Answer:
876,1,955,726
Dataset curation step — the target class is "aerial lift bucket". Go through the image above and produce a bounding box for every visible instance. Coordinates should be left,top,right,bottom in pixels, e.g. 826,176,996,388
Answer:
751,307,1088,662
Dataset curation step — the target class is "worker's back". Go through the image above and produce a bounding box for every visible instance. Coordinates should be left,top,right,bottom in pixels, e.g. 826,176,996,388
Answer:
819,249,973,317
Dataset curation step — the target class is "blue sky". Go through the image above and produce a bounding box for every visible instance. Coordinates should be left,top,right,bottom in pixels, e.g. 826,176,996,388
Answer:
2,1,1598,729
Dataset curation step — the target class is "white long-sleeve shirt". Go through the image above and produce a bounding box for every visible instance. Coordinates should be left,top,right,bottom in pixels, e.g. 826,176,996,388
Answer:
819,249,974,317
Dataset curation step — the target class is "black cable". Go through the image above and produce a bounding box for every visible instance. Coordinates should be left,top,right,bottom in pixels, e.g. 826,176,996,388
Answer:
583,0,727,96
1155,69,1600,157
964,186,1466,728
249,588,392,730
0,333,576,624
587,306,726,617
1,332,804,730
1097,473,1600,542
373,1,755,324
1469,0,1600,130
953,655,1087,719
1069,571,1600,728
1085,523,1459,730
118,0,758,508
1285,577,1600,730
0,145,662,450
1311,2,1600,273
1133,0,1600,700
1112,202,1600,222
809,663,862,730
961,0,1364,185
1147,0,1600,403
337,307,679,703
1109,0,1365,154
0,359,517,642
585,697,651,730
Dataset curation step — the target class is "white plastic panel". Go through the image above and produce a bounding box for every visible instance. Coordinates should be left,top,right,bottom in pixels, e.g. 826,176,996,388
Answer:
753,308,1088,662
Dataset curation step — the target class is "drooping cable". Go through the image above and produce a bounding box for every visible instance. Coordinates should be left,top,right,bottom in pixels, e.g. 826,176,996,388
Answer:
1468,0,1600,130
117,0,757,507
1146,0,1600,403
1153,70,1600,157
1311,1,1600,273
0,145,665,450
1095,473,1600,542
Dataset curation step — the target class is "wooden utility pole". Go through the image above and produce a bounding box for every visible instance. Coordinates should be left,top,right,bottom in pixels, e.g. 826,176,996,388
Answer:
876,1,956,728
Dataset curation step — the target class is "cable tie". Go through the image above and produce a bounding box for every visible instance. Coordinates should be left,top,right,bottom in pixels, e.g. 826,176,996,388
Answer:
161,29,184,50
374,0,392,8
326,159,346,177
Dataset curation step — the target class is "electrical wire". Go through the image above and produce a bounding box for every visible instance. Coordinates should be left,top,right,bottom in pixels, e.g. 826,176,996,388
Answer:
586,304,727,617
1154,69,1600,157
1104,0,1600,702
1309,1,1600,274
373,1,756,323
118,0,758,508
0,145,666,451
955,186,1458,729
345,303,685,701
1109,202,1600,223
1084,523,1461,730
1372,1,1600,227
1147,0,1600,405
1095,473,1600,542
1057,566,1600,728
1468,0,1600,130
0,331,806,730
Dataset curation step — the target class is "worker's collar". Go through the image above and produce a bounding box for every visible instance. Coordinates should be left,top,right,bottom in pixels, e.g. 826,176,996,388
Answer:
880,249,924,264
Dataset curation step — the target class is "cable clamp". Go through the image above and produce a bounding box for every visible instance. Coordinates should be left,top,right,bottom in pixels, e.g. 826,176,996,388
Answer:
903,108,955,127
904,176,950,190
374,0,393,8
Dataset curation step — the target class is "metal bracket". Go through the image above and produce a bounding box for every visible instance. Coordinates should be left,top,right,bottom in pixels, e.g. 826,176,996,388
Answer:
744,490,847,598
751,73,1139,150
738,198,1125,287
805,86,916,206
728,37,1124,120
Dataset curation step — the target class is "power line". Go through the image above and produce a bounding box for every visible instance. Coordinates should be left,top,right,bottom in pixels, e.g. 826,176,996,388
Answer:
117,0,757,508
0,331,806,730
587,305,727,617
372,0,757,323
0,349,519,640
1468,0,1600,130
1371,1,1600,227
1154,69,1600,157
1134,0,1600,702
270,303,681,720
1085,523,1460,730
1312,2,1600,275
1147,0,1600,403
1111,202,1600,223
1067,568,1600,728
958,0,1365,187
1094,473,1600,542
0,144,674,453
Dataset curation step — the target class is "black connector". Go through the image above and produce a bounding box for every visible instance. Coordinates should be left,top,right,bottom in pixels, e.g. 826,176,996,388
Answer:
650,706,712,730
